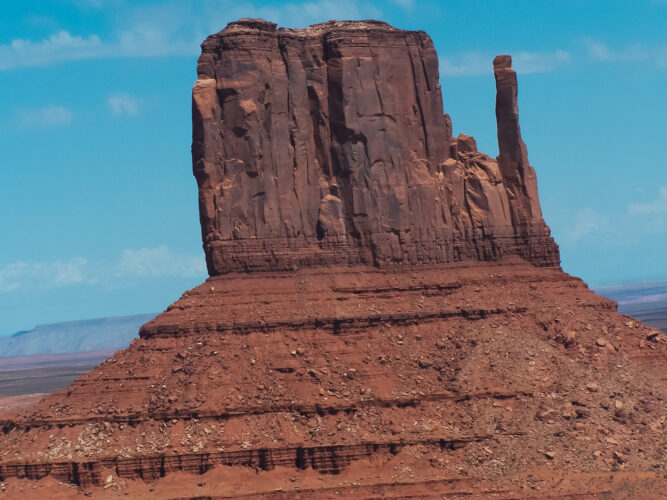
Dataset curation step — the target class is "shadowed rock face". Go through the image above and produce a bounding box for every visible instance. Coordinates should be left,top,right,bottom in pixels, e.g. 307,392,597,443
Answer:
192,19,559,275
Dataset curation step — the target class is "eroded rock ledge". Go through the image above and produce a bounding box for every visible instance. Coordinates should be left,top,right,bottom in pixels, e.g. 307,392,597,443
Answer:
193,19,559,275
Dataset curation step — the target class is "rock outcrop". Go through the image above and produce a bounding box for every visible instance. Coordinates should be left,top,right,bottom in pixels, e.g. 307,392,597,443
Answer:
192,19,558,275
0,19,664,499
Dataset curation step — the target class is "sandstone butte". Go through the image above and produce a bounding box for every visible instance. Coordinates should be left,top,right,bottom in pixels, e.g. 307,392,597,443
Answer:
0,19,665,499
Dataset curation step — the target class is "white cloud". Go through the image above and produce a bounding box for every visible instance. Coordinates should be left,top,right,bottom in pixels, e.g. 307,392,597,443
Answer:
18,105,73,127
111,3,201,58
513,50,571,73
439,50,570,77
586,39,612,61
439,53,489,76
0,27,196,72
391,0,414,9
627,186,667,234
0,258,88,292
557,190,667,247
0,30,104,71
628,186,667,215
585,38,667,67
7,4,664,77
564,207,611,243
107,93,141,117
0,0,386,71
116,246,206,279
0,246,205,293
71,0,125,8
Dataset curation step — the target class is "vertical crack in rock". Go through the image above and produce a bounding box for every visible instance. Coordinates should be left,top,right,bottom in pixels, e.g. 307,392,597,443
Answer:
405,34,431,161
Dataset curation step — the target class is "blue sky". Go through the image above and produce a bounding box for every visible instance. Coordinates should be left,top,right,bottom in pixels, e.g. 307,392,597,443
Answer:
1,0,666,335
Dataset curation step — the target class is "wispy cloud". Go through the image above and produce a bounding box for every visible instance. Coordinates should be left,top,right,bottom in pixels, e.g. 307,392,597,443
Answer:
563,207,612,243
439,53,488,76
585,38,667,67
628,186,667,215
391,0,414,9
116,246,205,279
0,31,104,71
0,246,205,293
559,187,667,248
0,0,384,71
0,258,88,292
627,186,667,235
0,28,197,71
71,0,125,8
18,105,73,127
107,93,141,117
439,49,570,77
586,39,613,61
560,187,667,248
513,50,571,73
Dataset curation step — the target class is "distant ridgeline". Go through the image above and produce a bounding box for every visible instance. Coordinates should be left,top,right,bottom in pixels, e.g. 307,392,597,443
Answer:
599,282,667,333
0,314,156,357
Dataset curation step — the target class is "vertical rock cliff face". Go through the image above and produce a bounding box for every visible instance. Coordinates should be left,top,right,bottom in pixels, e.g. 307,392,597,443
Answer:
192,19,559,275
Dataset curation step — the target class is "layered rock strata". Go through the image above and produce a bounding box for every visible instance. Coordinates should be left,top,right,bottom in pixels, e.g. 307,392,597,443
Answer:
0,19,664,499
192,19,559,275
1,262,665,497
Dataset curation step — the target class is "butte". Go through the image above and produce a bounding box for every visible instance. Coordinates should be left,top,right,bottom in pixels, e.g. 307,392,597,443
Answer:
0,19,665,499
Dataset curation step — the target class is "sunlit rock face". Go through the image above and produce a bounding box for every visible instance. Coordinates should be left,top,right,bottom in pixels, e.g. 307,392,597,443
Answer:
192,19,559,275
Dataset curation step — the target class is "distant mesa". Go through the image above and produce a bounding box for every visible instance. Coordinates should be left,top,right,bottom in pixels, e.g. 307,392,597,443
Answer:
0,314,155,357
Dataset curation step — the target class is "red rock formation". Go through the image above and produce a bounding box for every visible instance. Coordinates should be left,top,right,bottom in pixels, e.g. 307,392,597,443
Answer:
1,262,665,497
494,54,542,224
193,19,558,275
0,19,664,499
